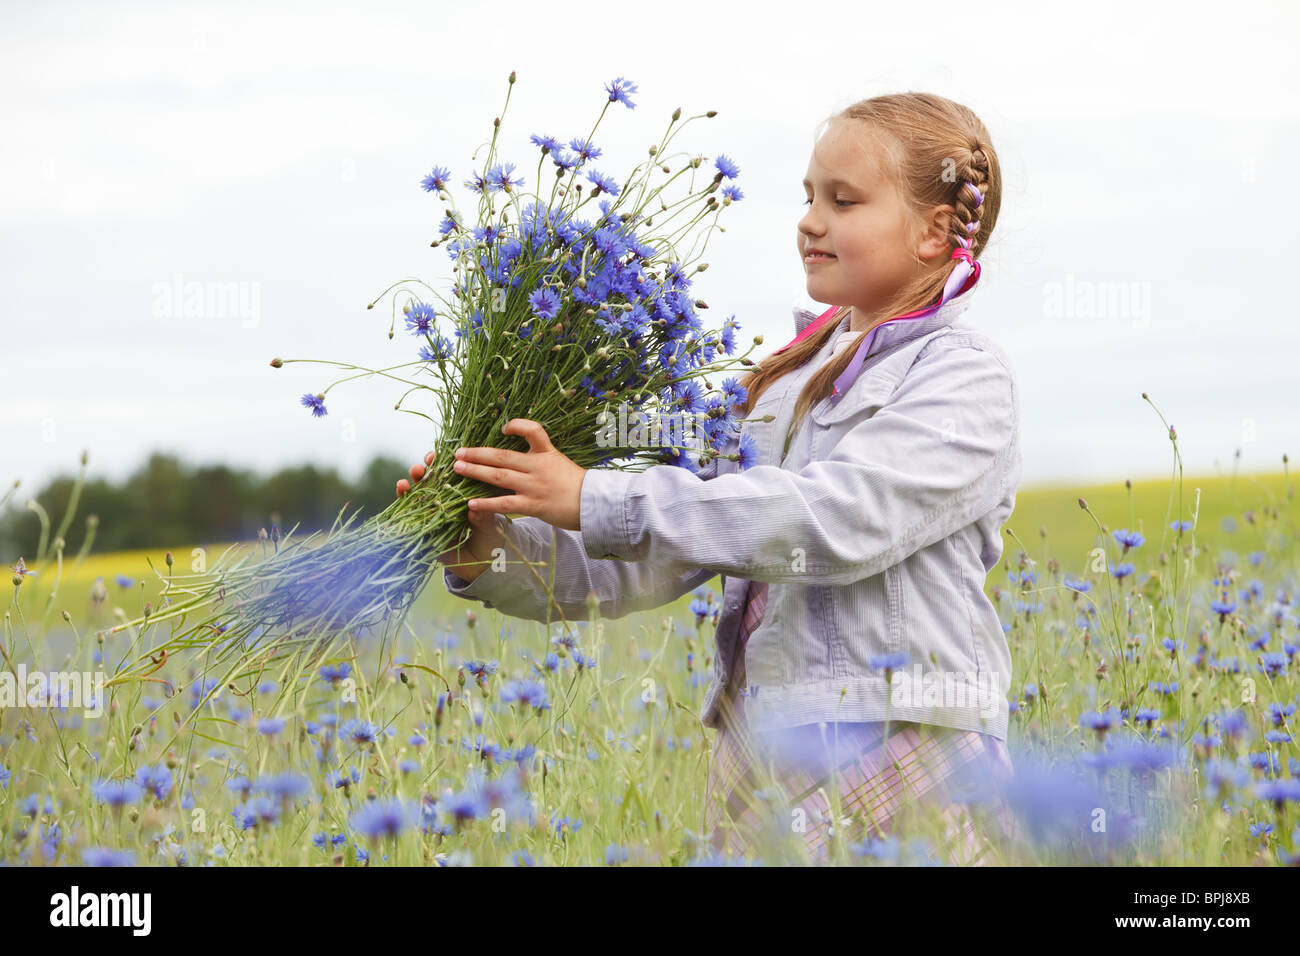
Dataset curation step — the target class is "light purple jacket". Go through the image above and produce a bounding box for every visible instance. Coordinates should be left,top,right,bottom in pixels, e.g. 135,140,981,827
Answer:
443,284,1021,740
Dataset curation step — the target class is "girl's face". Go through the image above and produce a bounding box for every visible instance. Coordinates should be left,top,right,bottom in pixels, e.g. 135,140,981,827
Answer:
798,120,950,329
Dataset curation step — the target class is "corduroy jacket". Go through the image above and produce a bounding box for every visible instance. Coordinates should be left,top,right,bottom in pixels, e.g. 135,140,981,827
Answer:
443,283,1021,740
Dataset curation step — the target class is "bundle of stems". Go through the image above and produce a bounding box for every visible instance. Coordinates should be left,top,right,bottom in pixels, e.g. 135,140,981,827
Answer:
104,72,760,696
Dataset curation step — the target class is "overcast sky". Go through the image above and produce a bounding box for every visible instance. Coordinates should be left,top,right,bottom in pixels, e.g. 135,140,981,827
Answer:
2,0,1297,500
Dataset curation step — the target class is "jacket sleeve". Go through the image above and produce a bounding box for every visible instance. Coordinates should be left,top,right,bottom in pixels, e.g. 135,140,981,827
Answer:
578,338,1019,587
443,446,728,622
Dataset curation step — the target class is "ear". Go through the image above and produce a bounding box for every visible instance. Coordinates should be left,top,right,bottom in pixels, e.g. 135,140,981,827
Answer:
917,203,956,262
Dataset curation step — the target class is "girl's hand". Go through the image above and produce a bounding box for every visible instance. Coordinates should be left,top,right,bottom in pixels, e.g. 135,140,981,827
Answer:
452,419,586,532
396,451,505,582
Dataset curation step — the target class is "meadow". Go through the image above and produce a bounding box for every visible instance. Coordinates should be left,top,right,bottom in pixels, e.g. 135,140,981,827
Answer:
1,457,1297,866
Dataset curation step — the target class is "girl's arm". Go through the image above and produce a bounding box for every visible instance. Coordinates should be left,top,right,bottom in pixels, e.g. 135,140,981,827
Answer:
577,334,1021,586
443,445,730,621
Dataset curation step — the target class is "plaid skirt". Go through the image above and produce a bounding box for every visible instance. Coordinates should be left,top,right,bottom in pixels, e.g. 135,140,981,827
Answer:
703,685,1019,864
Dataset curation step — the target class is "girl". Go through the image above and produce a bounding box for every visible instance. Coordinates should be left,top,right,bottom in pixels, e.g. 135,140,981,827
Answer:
400,92,1022,865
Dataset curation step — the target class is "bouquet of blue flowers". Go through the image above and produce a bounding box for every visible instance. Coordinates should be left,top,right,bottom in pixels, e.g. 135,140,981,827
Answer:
106,72,757,695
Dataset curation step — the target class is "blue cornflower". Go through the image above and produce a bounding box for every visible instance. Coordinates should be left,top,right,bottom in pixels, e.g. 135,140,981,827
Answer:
319,662,352,684
114,574,134,588
1216,708,1249,738
1265,730,1293,744
714,154,741,180
605,843,631,864
604,76,638,109
1134,707,1160,727
529,133,562,153
1079,709,1118,734
238,795,282,827
552,813,583,837
405,301,437,335
340,719,380,746
351,798,419,840
419,165,451,192
500,679,550,711
528,286,561,320
0,765,9,789
1211,596,1238,619
1259,652,1288,677
253,772,310,801
82,847,136,866
736,432,759,470
327,766,362,790
134,764,173,801
585,169,620,196
92,778,144,807
442,787,488,824
1266,702,1296,726
1063,574,1092,593
722,184,744,202
486,162,524,192
462,735,502,762
1112,528,1145,553
1202,759,1249,798
1254,778,1300,807
463,659,500,680
300,393,327,418
418,335,455,362
257,717,286,736
567,137,601,162
1110,561,1135,580
21,794,53,815
868,653,909,673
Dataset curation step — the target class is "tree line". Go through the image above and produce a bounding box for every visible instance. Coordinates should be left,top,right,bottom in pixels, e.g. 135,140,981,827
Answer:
0,452,415,558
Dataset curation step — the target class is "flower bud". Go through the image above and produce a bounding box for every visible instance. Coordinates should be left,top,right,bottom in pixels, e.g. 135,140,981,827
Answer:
270,357,283,368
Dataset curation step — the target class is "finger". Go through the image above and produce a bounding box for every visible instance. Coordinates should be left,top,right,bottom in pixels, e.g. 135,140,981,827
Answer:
502,418,556,455
453,458,523,490
396,478,410,498
468,494,521,515
456,445,531,471
409,462,427,483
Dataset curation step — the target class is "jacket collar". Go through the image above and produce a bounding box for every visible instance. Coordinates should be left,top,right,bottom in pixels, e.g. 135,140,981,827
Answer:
791,280,981,363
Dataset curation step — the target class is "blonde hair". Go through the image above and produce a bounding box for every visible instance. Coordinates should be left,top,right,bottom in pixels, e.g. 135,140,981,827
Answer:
738,92,1002,436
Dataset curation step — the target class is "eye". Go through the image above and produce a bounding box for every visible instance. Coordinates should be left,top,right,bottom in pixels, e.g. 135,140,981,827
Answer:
802,197,853,207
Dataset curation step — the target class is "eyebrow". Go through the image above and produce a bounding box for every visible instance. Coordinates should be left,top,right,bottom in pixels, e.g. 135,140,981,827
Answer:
802,177,860,189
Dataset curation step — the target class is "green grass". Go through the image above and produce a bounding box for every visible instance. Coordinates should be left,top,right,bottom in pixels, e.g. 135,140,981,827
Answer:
1,466,1296,866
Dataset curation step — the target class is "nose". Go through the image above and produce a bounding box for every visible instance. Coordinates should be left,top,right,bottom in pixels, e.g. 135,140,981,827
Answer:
798,208,824,245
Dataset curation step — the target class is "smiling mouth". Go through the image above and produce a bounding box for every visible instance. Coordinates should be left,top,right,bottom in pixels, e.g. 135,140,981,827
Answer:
804,252,836,262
